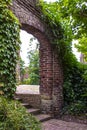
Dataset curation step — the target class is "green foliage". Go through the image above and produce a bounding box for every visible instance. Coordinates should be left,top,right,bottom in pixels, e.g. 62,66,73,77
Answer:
28,50,39,75
29,73,39,85
22,78,30,85
27,37,40,85
0,96,41,130
55,0,87,61
28,50,39,85
55,0,87,34
63,63,87,115
62,101,87,116
0,0,12,5
39,1,87,115
0,0,20,98
20,58,25,76
20,58,26,83
39,0,77,71
22,73,39,85
83,70,87,81
75,36,87,62
63,65,87,103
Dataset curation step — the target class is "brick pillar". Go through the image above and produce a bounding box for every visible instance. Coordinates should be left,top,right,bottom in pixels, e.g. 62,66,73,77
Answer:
39,40,53,114
52,48,63,116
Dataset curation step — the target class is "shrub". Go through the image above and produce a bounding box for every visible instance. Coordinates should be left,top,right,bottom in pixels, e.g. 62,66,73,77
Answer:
28,73,39,85
63,64,87,115
62,101,87,116
22,78,30,85
22,73,39,85
0,96,41,130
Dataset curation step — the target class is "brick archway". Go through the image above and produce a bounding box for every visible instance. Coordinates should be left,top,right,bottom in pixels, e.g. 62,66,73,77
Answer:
12,0,63,116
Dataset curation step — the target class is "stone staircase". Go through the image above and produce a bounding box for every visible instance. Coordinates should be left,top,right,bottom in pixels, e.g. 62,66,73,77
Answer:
14,97,52,123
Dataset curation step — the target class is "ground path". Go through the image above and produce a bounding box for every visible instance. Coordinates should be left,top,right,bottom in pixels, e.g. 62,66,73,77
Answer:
42,119,87,130
16,85,87,130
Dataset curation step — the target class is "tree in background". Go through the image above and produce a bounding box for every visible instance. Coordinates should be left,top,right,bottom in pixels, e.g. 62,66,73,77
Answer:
23,37,40,85
28,49,39,85
28,37,39,85
20,58,26,82
56,0,87,61
75,36,87,62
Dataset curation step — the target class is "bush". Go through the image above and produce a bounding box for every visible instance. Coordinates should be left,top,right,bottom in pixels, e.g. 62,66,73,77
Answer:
28,73,39,85
63,63,87,115
22,73,39,85
22,78,30,85
62,101,87,116
0,96,41,130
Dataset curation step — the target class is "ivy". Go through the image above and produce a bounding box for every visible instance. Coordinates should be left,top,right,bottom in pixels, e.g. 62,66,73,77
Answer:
0,0,20,98
39,1,87,115
39,1,77,73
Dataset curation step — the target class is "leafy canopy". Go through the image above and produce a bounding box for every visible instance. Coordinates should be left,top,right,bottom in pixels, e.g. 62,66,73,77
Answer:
40,0,87,61
56,0,87,61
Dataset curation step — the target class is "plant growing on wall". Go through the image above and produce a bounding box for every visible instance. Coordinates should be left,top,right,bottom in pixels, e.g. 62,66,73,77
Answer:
0,0,20,98
39,0,87,115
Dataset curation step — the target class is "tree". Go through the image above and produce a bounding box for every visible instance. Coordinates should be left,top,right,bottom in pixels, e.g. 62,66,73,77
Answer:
56,0,87,60
20,58,25,82
75,36,87,62
40,0,87,61
27,37,39,85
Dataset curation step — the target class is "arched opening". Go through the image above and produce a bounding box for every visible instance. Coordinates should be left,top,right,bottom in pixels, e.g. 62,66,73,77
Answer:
16,23,54,114
12,1,64,115
15,22,64,115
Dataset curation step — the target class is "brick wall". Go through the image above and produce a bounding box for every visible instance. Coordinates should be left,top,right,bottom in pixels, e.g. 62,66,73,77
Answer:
12,0,64,116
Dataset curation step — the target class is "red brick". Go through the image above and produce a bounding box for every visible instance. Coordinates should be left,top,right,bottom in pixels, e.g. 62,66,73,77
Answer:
12,0,63,116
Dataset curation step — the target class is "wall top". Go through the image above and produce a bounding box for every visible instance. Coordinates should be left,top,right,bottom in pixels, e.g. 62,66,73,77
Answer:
14,0,39,7
13,0,41,18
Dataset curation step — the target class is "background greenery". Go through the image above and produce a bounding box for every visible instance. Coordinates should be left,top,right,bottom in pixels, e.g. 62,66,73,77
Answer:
20,37,40,85
39,0,87,115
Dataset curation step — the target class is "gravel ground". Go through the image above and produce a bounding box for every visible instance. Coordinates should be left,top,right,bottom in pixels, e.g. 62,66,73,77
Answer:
16,85,40,94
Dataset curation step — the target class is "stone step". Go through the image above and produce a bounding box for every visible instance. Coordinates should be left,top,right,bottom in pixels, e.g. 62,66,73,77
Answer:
22,103,32,109
35,114,52,122
14,97,22,102
14,95,52,123
27,108,41,115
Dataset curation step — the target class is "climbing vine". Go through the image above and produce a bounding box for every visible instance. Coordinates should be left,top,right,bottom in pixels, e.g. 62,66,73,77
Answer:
39,1,78,78
0,0,20,98
39,0,87,115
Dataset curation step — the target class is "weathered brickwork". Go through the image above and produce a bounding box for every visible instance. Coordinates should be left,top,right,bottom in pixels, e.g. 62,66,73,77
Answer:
52,48,63,116
12,0,63,116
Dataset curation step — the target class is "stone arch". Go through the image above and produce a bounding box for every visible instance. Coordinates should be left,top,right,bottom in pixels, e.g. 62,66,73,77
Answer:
12,0,63,116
